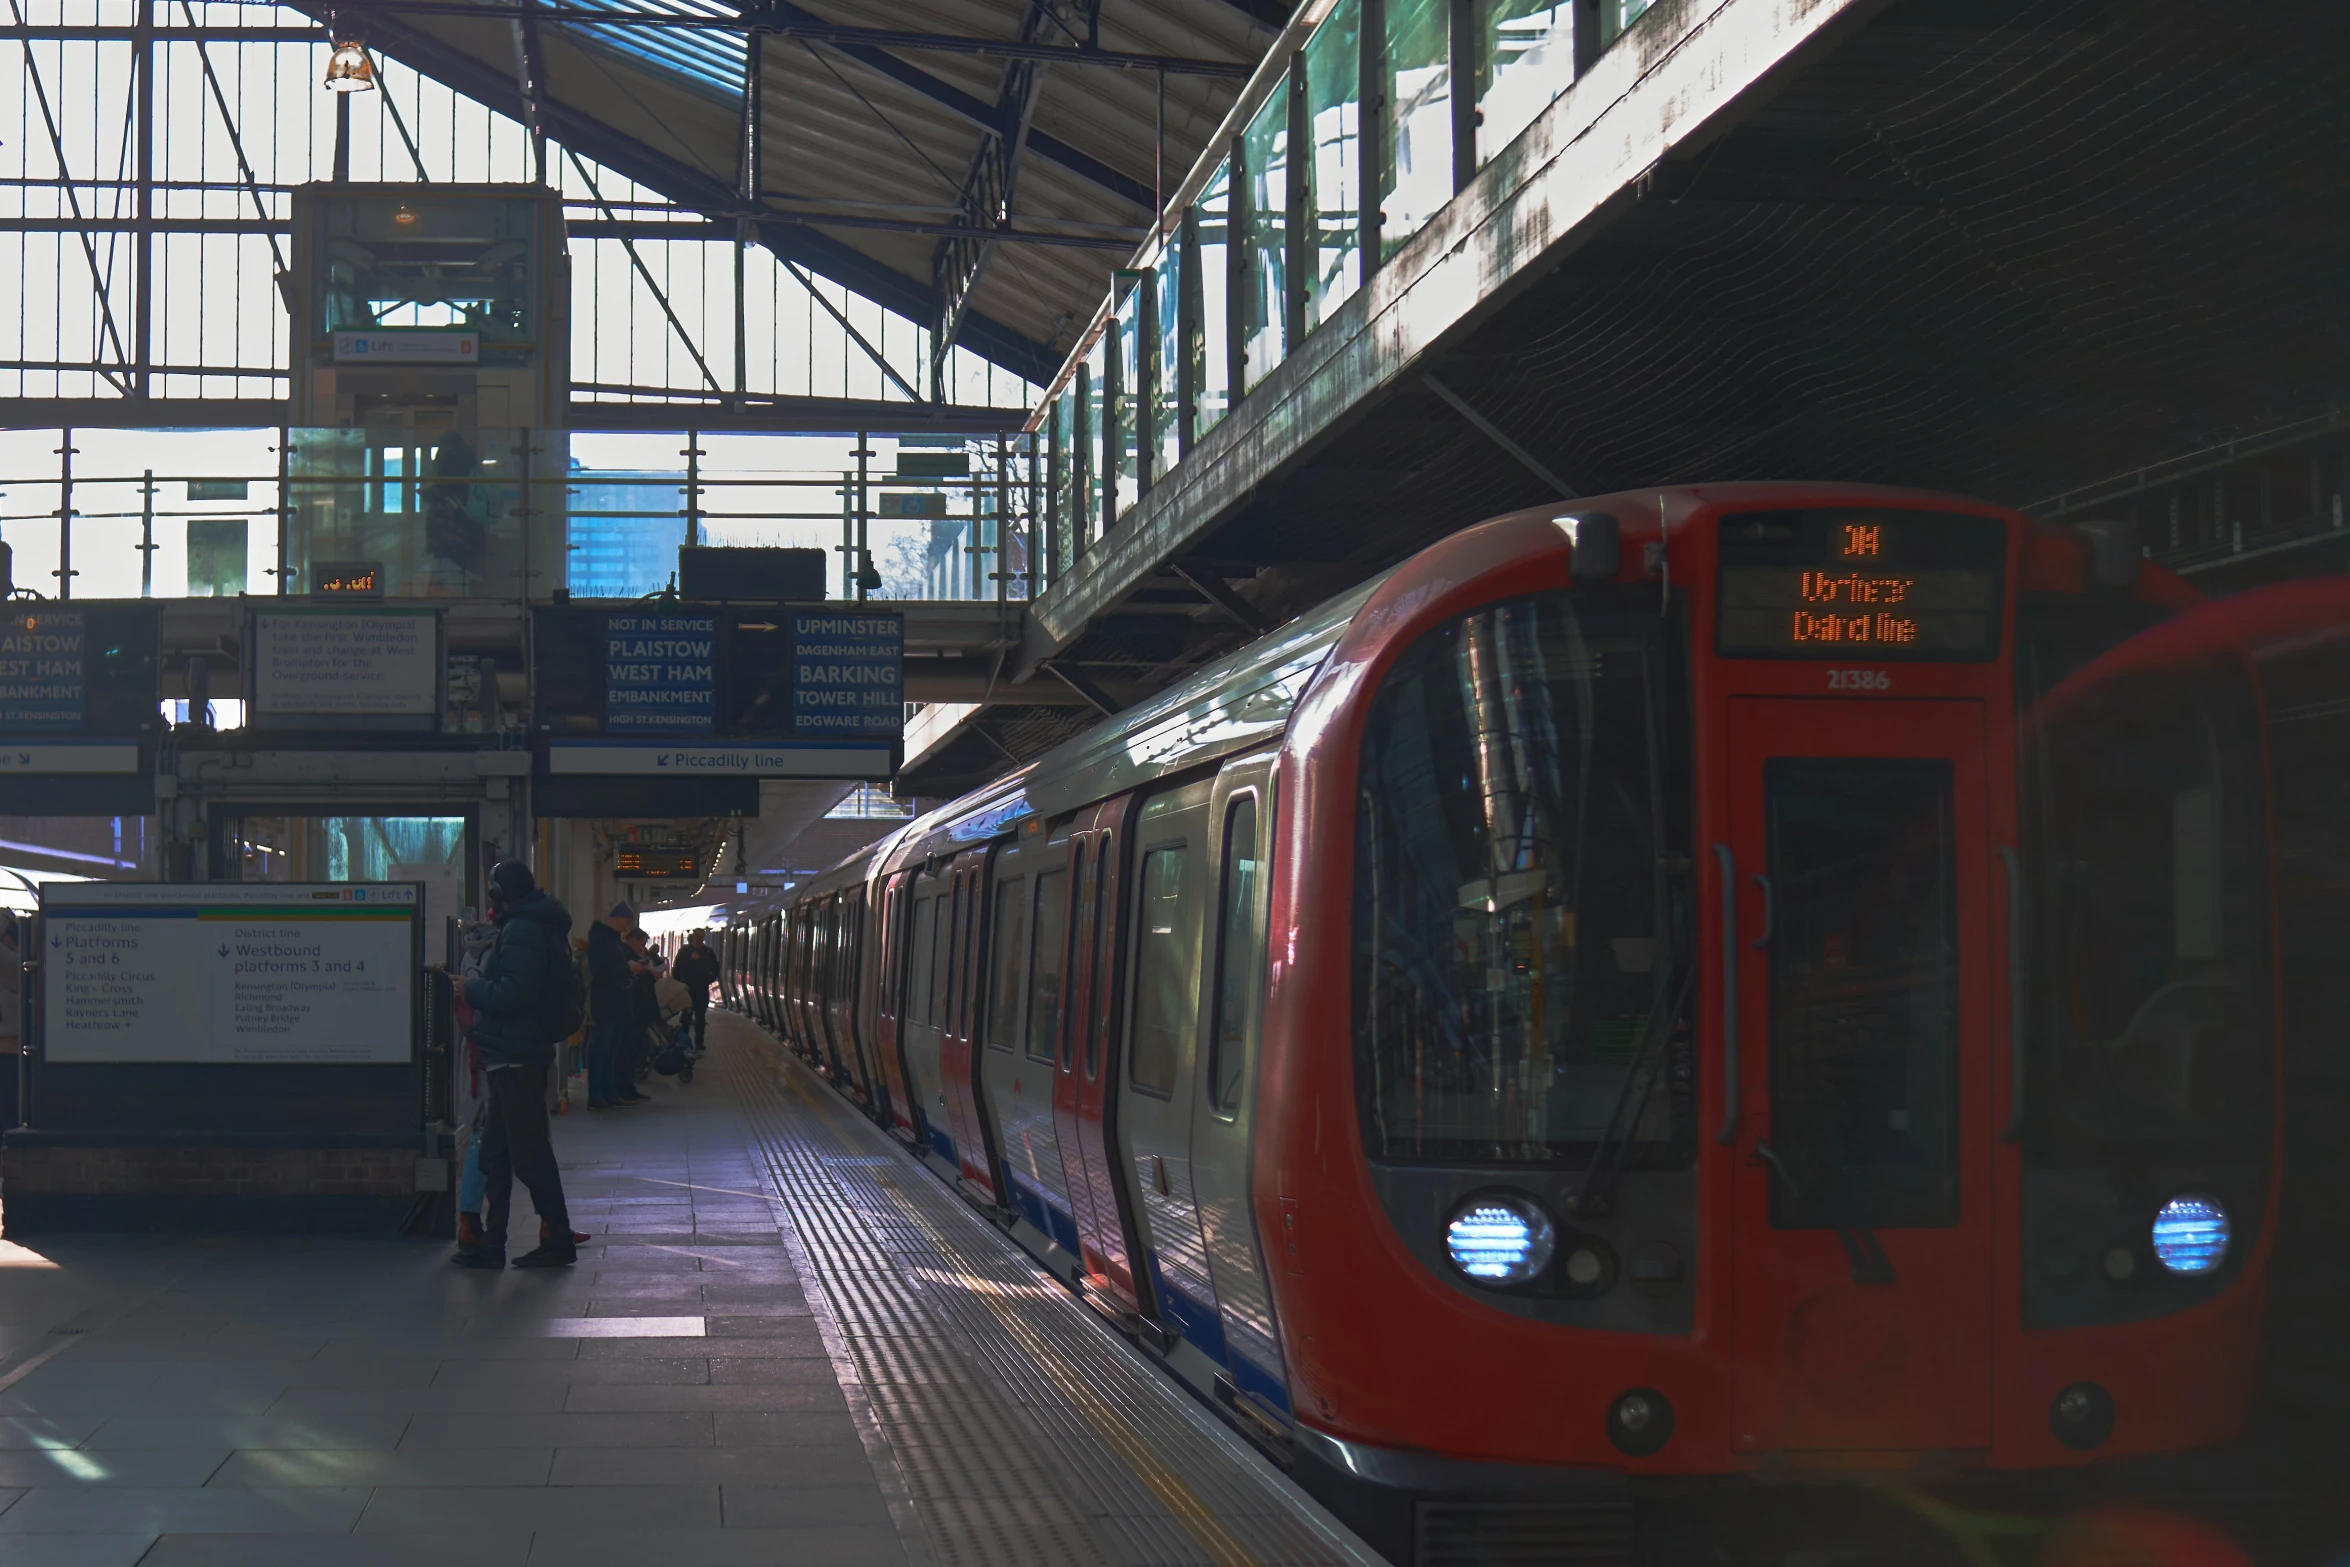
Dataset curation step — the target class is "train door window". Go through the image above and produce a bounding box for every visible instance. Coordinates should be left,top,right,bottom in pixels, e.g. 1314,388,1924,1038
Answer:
986,876,1028,1052
1086,833,1115,1081
1028,868,1069,1063
908,895,938,1025
1128,846,1191,1096
939,881,966,1034
1208,796,1261,1115
1764,758,1960,1231
1069,841,1097,1072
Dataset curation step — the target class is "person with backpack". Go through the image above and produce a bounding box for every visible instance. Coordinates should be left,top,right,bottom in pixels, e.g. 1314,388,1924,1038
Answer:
454,860,578,1269
670,928,720,1052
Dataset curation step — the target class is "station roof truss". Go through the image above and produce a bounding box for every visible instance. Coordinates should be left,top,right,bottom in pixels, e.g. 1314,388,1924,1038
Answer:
306,0,1292,388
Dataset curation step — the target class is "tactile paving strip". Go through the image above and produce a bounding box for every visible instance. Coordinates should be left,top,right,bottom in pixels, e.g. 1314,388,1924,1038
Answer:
720,1025,1381,1567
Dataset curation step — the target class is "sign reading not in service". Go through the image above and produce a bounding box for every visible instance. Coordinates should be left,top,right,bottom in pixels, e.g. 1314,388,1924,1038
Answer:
39,882,418,1064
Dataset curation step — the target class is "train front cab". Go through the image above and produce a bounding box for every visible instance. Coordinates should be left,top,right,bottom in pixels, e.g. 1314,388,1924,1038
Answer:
1265,491,2277,1560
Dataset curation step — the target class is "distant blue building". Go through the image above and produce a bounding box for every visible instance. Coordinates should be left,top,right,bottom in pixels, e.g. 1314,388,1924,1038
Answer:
567,461,686,598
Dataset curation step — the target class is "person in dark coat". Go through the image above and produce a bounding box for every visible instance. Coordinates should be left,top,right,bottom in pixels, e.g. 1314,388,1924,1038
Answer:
586,901,644,1108
456,860,576,1269
626,929,665,1086
670,929,720,1052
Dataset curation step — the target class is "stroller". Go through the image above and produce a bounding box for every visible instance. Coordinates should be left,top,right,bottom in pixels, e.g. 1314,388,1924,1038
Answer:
648,972,696,1084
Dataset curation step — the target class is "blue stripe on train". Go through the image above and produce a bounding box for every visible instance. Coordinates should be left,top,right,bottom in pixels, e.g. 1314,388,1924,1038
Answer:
1004,1170,1081,1257
1144,1256,1292,1419
1147,1256,1230,1367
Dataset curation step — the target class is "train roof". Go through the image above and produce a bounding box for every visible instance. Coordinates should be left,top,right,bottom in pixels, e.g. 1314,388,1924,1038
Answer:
779,567,1392,904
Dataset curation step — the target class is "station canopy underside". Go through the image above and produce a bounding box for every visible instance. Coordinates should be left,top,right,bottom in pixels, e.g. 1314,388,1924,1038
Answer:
900,0,2350,796
330,0,1288,385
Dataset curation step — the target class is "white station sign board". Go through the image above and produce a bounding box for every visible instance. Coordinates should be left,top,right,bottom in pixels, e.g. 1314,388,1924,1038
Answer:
253,610,439,717
40,882,419,1064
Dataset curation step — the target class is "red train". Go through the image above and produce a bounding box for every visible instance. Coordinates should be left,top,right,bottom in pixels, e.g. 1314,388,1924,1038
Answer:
722,483,2278,1562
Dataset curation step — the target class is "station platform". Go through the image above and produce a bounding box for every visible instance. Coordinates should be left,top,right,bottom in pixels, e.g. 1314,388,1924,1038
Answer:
0,1010,1379,1567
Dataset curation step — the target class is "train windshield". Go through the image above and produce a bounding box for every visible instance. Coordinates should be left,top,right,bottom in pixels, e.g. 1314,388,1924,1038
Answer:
1354,591,1688,1165
2017,599,2274,1168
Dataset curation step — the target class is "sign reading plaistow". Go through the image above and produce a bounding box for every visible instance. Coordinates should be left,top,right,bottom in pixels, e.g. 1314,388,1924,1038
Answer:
0,607,82,730
40,883,418,1064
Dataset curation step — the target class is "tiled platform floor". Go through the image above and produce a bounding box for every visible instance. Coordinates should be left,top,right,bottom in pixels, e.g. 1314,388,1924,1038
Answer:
0,1010,1374,1567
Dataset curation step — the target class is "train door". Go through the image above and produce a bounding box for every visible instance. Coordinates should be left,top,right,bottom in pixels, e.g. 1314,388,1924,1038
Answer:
828,895,865,1092
938,846,1003,1201
976,822,1081,1267
874,871,921,1141
902,863,955,1171
1724,698,1996,1453
1053,794,1151,1314
757,915,778,1030
1117,780,1218,1351
1186,760,1291,1420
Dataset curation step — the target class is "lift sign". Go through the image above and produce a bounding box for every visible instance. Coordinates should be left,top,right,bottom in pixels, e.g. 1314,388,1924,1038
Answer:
792,612,903,738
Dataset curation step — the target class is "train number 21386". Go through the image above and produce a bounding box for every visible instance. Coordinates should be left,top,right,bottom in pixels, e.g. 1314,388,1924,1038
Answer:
1826,668,1891,692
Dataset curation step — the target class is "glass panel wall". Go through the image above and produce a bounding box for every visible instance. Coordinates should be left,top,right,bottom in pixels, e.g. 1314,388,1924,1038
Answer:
1048,387,1076,586
1303,3,1362,332
1382,0,1455,258
286,427,563,600
1241,79,1292,393
1111,274,1145,519
1193,160,1234,439
1153,240,1184,478
1025,0,1674,509
1480,2,1578,164
0,428,283,601
1081,337,1107,551
1609,0,1656,41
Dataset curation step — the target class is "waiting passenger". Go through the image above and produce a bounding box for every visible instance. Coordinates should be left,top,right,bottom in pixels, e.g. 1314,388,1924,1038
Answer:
670,928,720,1052
455,860,578,1270
587,902,646,1109
627,929,665,1088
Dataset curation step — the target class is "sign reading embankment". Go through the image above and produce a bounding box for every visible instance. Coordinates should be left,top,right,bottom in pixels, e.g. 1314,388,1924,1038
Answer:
39,882,419,1065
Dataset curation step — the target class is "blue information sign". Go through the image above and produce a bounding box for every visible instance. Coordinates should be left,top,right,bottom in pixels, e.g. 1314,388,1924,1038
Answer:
0,607,83,730
605,613,714,734
792,612,903,738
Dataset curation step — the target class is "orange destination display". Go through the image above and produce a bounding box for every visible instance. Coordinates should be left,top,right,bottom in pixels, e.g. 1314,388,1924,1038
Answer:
1715,508,2008,659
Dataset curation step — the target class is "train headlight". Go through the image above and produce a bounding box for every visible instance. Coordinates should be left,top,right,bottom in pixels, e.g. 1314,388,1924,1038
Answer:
1444,1193,1556,1286
2150,1194,2229,1276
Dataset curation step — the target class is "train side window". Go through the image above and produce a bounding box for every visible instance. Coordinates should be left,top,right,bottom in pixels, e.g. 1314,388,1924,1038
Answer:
1027,868,1069,1063
986,876,1028,1052
1128,845,1191,1096
908,895,937,1025
1208,796,1262,1115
